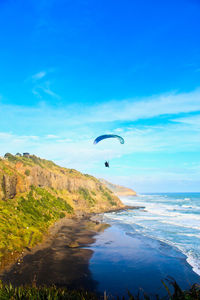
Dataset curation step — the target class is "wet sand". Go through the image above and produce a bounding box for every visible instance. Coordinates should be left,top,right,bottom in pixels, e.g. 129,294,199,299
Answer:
89,224,200,298
0,217,107,291
1,214,200,298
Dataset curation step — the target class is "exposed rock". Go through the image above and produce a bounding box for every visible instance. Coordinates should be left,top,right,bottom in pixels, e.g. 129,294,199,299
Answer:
99,179,137,196
67,241,79,248
1,174,17,199
0,154,125,213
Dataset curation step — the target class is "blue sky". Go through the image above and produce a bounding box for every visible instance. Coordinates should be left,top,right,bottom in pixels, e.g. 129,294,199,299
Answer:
1,0,200,192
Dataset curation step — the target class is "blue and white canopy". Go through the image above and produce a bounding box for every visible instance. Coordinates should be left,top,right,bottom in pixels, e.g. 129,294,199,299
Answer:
93,134,124,145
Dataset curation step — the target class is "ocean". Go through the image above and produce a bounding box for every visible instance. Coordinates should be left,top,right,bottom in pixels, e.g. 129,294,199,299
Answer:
88,193,200,297
103,193,200,276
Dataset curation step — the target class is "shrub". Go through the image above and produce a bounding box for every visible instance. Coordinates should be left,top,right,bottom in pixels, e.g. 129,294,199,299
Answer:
103,190,117,206
4,153,18,162
60,212,65,218
24,169,30,176
0,187,73,265
78,188,96,205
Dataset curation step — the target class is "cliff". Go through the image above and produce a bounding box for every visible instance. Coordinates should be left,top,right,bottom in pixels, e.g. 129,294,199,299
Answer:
0,153,124,213
0,153,125,267
99,179,137,196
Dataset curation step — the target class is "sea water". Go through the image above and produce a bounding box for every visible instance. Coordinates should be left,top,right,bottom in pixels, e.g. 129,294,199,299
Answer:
102,193,200,276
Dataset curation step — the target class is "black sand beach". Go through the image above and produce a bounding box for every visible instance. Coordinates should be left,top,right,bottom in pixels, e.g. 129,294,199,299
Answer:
1,215,200,298
0,217,104,291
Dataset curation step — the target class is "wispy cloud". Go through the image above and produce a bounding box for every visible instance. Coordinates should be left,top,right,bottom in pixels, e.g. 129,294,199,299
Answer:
40,81,60,99
5,88,200,128
1,88,200,191
86,89,200,123
32,71,46,80
30,71,60,99
45,134,59,139
172,114,200,126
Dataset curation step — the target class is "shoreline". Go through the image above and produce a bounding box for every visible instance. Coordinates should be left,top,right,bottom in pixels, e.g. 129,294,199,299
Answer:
0,205,141,275
1,203,199,297
0,205,142,288
89,222,200,297
117,193,200,279
0,216,102,289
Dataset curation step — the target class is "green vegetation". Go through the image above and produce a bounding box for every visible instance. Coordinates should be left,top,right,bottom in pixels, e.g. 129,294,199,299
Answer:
0,153,121,267
0,162,14,176
98,185,104,192
3,153,56,169
84,173,98,181
57,197,73,213
102,188,117,206
0,280,199,299
25,169,30,176
4,153,18,163
0,282,98,300
2,153,86,178
78,188,96,206
0,187,73,264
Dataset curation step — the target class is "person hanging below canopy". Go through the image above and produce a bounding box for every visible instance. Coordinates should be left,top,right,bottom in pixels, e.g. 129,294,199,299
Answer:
93,134,124,167
105,161,109,168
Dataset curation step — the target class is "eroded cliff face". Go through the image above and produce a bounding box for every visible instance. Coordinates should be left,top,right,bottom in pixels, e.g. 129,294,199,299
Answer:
0,155,124,213
99,178,137,196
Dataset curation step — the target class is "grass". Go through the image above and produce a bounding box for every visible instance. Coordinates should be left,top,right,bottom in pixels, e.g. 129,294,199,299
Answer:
0,186,73,265
0,161,15,176
0,280,199,299
0,153,120,267
102,189,117,206
78,188,96,206
0,282,98,300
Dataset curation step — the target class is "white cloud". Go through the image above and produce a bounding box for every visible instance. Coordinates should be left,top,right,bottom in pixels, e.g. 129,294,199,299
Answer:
0,132,12,139
85,89,200,123
32,71,46,80
1,89,200,160
1,88,200,191
29,71,60,99
32,80,60,99
113,128,124,133
3,88,200,128
172,114,200,126
45,134,59,139
42,85,60,98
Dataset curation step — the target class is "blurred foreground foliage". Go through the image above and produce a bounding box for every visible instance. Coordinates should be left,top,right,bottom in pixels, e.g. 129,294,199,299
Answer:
0,280,199,300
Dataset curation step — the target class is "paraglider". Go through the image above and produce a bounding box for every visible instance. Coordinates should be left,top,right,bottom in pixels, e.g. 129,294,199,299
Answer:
93,134,124,167
93,134,124,145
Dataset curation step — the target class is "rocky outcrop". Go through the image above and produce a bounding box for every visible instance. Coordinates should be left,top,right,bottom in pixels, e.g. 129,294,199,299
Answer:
1,174,17,199
99,179,137,196
0,154,124,213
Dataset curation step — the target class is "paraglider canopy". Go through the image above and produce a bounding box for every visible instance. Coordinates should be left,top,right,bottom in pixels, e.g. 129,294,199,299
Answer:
93,134,124,145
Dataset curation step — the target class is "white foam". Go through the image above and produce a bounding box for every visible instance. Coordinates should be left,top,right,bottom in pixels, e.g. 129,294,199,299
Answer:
186,254,200,276
107,194,200,277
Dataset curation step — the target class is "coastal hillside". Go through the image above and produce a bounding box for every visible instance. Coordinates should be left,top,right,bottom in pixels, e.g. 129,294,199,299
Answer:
99,179,137,196
0,153,124,267
0,153,123,212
